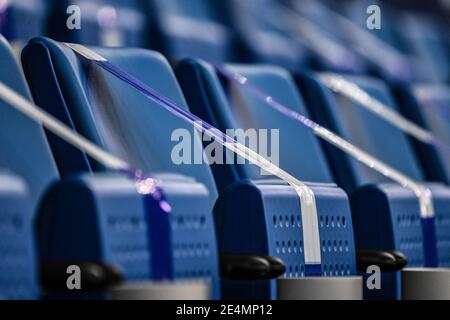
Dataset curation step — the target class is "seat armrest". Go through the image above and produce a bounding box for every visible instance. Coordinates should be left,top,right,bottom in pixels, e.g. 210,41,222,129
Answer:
220,254,285,280
40,261,124,291
357,250,407,272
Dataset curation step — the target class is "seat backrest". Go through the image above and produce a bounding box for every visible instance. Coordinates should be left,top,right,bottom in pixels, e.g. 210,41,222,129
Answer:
0,0,47,43
22,37,218,200
0,34,53,300
47,0,148,47
149,0,233,62
298,72,424,192
395,84,450,184
0,35,58,207
177,60,334,191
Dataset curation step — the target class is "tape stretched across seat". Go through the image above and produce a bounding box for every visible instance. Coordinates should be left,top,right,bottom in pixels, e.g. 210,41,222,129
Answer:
296,71,450,297
176,59,450,299
150,0,234,62
176,59,357,299
21,37,226,298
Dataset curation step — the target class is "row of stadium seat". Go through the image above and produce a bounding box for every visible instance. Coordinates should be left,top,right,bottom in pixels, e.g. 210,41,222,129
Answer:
0,0,449,300
1,0,449,83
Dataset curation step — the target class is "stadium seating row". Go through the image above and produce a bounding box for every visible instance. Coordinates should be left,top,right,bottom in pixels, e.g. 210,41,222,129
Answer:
0,0,449,300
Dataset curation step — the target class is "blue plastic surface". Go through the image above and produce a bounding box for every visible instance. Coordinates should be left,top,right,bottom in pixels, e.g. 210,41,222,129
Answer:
0,172,37,300
394,84,450,185
149,0,234,62
296,71,424,192
22,38,221,298
0,0,47,42
215,179,355,299
177,60,357,299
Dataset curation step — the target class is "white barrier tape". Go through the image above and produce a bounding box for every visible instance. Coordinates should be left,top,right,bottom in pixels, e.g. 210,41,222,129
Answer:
319,74,436,144
65,43,322,268
217,67,434,219
0,82,129,171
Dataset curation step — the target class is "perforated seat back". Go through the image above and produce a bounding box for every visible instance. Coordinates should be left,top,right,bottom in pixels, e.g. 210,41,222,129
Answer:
299,72,450,278
150,0,233,62
300,73,424,192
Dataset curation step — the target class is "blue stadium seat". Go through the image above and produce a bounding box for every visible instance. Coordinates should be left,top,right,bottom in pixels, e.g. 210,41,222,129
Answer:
0,0,47,43
297,71,450,298
0,35,214,299
21,37,227,298
47,0,148,47
176,60,357,299
148,0,234,62
393,84,450,184
0,34,159,299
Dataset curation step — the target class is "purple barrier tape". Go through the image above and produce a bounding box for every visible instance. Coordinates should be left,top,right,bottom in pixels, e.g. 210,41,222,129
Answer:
65,43,323,275
0,79,174,281
213,64,438,268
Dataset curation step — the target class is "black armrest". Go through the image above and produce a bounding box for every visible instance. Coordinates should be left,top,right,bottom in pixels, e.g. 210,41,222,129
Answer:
357,250,407,272
40,261,124,291
220,254,286,280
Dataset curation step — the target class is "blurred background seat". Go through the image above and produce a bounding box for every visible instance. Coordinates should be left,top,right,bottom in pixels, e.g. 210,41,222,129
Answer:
47,0,148,47
148,0,235,62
